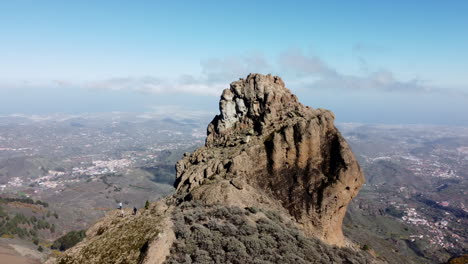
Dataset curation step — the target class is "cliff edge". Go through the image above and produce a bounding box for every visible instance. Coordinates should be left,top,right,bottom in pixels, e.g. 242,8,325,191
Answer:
48,74,368,264
175,73,364,245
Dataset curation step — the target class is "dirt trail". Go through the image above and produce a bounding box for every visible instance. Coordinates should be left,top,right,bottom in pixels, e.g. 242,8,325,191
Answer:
142,207,175,264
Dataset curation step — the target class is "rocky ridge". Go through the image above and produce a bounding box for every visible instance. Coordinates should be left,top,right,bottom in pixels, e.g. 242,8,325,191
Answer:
175,73,364,245
48,73,367,264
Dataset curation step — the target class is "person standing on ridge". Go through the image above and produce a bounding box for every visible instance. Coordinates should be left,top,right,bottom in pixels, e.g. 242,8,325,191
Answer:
118,202,122,210
133,207,137,215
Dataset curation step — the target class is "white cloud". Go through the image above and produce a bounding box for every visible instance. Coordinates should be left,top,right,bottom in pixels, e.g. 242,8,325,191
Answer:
277,50,467,96
83,52,272,96
1,49,465,97
278,49,337,78
87,76,222,96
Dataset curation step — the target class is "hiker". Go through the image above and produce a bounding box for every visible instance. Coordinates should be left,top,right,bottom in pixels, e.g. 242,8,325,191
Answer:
133,207,137,215
118,202,122,210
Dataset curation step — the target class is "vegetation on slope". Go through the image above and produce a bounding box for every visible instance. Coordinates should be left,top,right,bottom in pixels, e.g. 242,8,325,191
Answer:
0,199,56,242
51,230,86,251
166,201,374,264
56,208,162,264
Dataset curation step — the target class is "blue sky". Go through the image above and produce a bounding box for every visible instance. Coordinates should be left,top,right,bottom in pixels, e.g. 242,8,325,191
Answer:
1,1,467,125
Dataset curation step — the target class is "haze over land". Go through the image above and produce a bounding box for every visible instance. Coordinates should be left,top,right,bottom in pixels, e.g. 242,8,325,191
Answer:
0,85,466,264
1,1,468,125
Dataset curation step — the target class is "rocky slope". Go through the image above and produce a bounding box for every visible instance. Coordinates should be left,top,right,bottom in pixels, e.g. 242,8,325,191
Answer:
48,73,368,263
175,73,364,245
49,201,379,264
45,203,172,264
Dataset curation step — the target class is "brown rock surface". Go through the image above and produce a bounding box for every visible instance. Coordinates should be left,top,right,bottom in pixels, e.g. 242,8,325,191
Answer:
47,74,368,264
175,73,364,245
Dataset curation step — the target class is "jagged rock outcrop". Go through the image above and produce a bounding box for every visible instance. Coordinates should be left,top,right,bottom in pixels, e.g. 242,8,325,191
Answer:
175,73,364,245
47,74,369,264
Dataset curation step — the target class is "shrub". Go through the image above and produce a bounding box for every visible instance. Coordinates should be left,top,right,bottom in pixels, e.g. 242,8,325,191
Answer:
29,230,37,238
192,249,212,263
51,230,86,251
217,223,238,236
166,204,374,264
238,223,256,236
245,206,259,214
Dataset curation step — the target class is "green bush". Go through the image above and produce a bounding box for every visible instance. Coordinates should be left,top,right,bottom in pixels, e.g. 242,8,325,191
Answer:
51,230,86,251
166,202,373,264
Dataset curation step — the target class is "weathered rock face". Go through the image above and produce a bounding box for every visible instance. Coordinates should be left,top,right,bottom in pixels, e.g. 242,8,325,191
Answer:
175,73,364,245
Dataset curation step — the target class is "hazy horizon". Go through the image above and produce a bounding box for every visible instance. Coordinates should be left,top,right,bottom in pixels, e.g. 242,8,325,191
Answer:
1,1,467,126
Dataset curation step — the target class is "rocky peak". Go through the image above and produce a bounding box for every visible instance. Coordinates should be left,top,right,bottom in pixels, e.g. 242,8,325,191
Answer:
48,73,368,264
175,73,364,246
206,73,304,146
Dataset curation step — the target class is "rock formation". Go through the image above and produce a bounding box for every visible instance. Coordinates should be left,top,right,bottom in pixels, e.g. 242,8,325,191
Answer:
47,73,368,264
175,73,364,245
